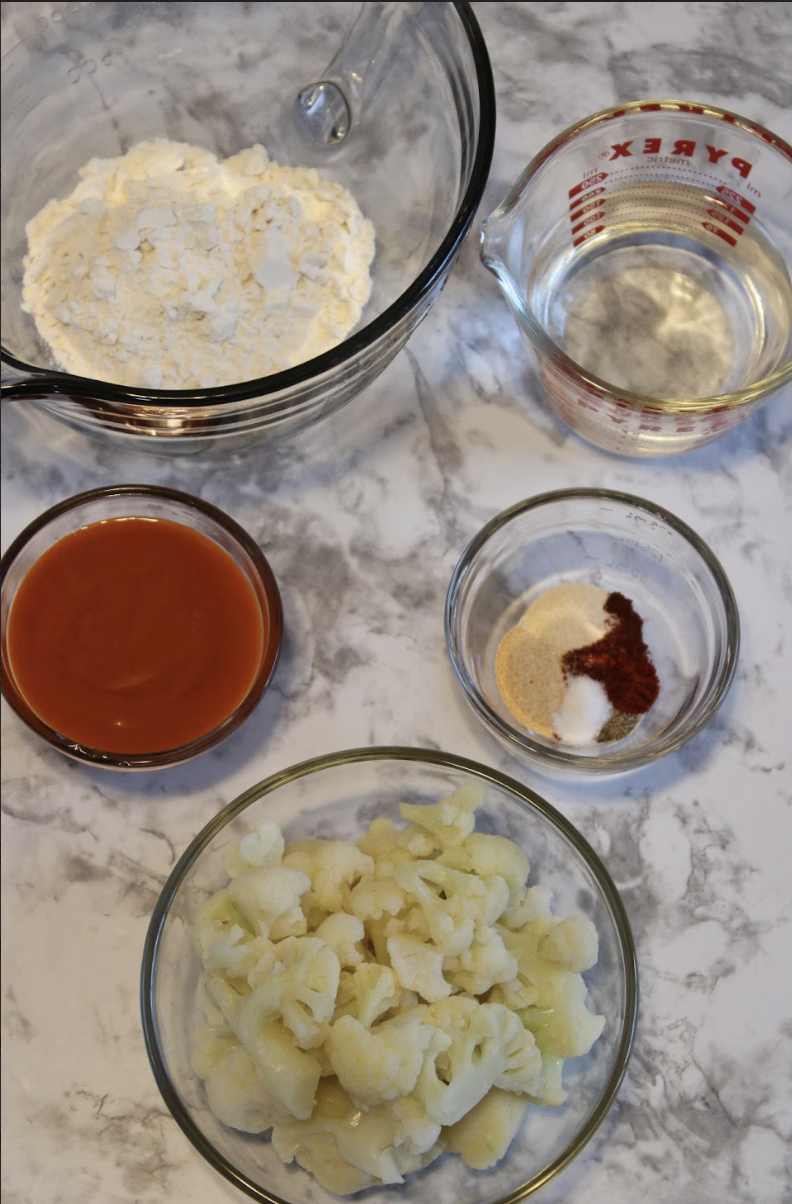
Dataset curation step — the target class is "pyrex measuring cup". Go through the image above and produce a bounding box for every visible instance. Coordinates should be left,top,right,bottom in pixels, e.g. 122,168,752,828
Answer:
481,101,792,457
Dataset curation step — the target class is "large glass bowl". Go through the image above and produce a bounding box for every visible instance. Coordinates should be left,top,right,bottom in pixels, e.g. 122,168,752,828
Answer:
141,747,638,1204
1,2,495,453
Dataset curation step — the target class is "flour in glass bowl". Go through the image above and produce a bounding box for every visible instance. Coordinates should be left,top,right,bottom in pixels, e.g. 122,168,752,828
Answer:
21,139,376,389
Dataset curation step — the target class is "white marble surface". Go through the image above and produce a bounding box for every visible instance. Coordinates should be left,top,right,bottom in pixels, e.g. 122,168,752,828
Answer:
2,3,792,1203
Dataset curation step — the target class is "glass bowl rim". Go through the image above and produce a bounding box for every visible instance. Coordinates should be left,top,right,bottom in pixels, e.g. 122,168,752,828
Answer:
445,487,740,773
479,98,792,413
0,482,283,769
1,1,496,409
140,744,639,1204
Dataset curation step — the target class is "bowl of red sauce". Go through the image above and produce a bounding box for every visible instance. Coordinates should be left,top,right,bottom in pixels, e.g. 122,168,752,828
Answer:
1,485,282,769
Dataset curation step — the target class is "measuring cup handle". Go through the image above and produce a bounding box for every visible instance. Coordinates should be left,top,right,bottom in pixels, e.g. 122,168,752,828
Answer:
293,1,418,146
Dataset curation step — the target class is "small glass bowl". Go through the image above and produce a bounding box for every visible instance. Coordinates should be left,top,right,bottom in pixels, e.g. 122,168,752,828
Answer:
445,489,739,775
141,747,638,1204
1,484,282,769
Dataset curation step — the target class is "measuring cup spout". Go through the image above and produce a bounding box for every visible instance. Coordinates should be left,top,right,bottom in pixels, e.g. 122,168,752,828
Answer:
294,2,419,147
479,214,529,326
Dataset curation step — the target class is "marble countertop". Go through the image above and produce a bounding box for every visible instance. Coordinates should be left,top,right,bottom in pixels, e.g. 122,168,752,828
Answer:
2,3,791,1203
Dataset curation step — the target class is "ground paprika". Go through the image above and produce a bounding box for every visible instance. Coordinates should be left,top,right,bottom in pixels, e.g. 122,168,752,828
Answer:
562,591,659,714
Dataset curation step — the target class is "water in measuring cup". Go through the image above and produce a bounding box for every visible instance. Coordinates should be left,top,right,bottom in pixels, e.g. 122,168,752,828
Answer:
528,182,792,399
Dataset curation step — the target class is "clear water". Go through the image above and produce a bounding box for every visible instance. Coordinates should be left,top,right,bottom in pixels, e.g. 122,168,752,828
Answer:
527,183,792,400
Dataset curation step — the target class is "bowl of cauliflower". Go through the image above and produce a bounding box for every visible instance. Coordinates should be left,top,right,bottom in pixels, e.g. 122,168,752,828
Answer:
141,747,637,1202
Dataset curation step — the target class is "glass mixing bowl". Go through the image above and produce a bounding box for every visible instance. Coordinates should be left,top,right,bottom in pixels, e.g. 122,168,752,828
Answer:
445,489,740,775
0,1,495,452
141,747,637,1204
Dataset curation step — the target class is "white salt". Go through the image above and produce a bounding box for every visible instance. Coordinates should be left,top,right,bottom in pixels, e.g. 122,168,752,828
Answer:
552,675,612,745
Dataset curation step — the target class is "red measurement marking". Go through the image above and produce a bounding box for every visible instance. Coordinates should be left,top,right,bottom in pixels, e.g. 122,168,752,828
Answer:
706,209,744,235
572,225,605,246
709,198,751,224
715,185,756,214
702,221,737,247
571,211,605,234
569,172,607,198
568,187,605,215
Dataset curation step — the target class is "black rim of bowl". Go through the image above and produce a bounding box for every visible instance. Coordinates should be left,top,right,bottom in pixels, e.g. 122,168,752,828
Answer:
0,484,283,768
445,488,741,773
1,2,497,408
140,745,639,1204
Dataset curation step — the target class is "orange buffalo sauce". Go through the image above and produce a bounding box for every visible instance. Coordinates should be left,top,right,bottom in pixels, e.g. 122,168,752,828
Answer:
6,516,266,754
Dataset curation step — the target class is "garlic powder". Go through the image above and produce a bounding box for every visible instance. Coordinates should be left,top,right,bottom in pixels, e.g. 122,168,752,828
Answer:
21,139,376,389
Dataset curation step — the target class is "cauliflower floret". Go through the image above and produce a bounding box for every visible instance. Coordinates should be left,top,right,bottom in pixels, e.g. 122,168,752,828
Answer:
356,816,437,862
192,889,253,956
416,997,542,1126
272,1079,443,1194
207,973,323,1120
389,1093,442,1158
394,859,501,955
326,1011,449,1108
347,874,406,922
539,914,599,973
194,916,273,982
195,1033,292,1133
445,1086,527,1169
398,779,486,851
315,912,366,969
283,839,374,915
501,924,605,1058
223,817,285,879
227,865,311,940
443,924,518,996
334,962,402,1027
438,833,530,908
387,933,452,1003
500,883,554,932
241,935,341,1050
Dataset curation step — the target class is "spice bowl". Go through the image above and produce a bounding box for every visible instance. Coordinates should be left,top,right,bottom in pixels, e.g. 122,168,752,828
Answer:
1,485,282,769
445,489,739,775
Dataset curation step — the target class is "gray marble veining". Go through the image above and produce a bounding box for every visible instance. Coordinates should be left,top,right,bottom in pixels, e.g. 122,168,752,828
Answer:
2,4,791,1203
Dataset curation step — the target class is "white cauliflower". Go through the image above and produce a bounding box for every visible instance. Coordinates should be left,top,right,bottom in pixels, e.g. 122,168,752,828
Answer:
439,832,530,908
272,1079,443,1194
501,924,605,1058
356,816,437,865
416,997,542,1126
227,864,311,940
191,785,608,1196
283,838,374,918
223,817,285,879
326,1010,449,1107
540,914,599,972
393,859,494,956
347,874,406,921
207,972,323,1121
398,778,486,851
443,923,518,996
195,1032,292,1133
386,932,452,1003
334,962,403,1027
314,912,367,968
445,1087,527,1169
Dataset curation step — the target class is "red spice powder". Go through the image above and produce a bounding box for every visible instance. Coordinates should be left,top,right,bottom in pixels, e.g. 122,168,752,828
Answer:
561,591,659,714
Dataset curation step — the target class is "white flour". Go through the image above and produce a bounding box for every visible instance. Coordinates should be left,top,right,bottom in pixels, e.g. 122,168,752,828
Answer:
22,139,375,389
